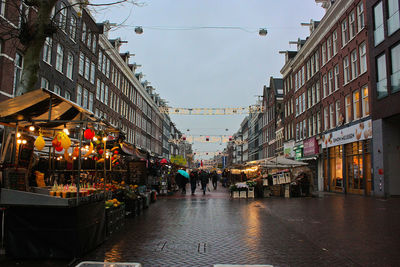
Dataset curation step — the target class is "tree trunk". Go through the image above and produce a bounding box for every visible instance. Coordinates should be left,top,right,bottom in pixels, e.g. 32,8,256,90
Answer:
16,0,58,96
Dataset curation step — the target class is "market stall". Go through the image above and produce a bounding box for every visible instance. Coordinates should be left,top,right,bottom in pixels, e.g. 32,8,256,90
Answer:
0,89,125,258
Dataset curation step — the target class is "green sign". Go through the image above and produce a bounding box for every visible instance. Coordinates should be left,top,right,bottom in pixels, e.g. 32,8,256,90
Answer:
295,148,303,160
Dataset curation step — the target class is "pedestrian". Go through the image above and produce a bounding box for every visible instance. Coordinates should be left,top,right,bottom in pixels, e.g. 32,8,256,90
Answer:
190,170,198,195
175,171,187,194
211,171,219,190
199,170,209,195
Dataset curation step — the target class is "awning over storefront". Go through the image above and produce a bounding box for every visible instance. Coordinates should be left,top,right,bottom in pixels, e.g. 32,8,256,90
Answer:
0,88,114,132
120,142,148,160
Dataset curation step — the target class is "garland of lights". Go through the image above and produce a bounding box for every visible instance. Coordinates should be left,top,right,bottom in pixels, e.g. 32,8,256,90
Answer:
168,135,247,144
159,106,264,115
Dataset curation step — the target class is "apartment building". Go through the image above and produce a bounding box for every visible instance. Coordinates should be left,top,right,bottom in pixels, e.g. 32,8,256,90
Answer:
368,0,400,196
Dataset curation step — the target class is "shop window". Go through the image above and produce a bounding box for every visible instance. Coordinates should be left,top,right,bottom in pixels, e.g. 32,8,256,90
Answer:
388,0,400,36
345,94,351,123
345,142,364,193
374,2,384,46
329,146,343,191
361,85,369,117
376,53,388,98
391,43,400,93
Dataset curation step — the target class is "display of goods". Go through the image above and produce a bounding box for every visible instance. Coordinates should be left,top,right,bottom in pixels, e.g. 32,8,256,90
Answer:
49,183,99,198
72,147,80,157
105,198,122,208
34,134,45,150
82,142,93,157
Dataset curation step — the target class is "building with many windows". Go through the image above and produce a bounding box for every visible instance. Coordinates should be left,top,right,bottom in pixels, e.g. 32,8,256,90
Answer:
368,0,400,197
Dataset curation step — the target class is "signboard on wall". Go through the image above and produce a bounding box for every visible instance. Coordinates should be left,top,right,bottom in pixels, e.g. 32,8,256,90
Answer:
303,137,319,156
283,141,295,158
322,119,372,148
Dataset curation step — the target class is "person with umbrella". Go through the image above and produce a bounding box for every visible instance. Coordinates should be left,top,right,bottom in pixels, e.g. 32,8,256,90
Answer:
199,170,209,195
177,169,189,194
189,169,198,195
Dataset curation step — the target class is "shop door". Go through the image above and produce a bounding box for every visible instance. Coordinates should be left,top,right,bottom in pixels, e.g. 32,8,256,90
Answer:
345,142,364,195
329,146,343,193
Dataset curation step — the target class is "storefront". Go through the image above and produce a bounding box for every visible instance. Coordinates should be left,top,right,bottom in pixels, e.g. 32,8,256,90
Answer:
322,120,372,195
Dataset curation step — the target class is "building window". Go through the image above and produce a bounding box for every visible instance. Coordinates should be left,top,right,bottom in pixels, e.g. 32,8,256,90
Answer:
333,30,338,55
374,2,384,46
41,77,49,89
69,15,77,40
84,57,90,80
353,90,360,120
13,52,23,96
77,85,82,106
324,106,329,131
0,0,5,16
89,92,94,112
328,69,334,95
342,19,348,46
376,53,388,98
388,0,400,35
92,35,97,53
101,82,105,103
334,65,339,91
79,53,84,76
349,11,356,39
391,43,400,93
329,103,334,129
96,79,100,99
315,51,319,71
295,97,299,115
90,61,95,84
42,37,52,64
359,42,367,74
55,44,63,72
322,43,326,65
82,22,87,43
317,111,321,134
327,37,332,60
345,94,351,123
335,100,341,126
361,85,369,117
65,91,71,100
316,82,320,102
59,2,67,31
105,85,109,105
98,50,103,71
357,2,365,32
313,115,316,136
66,52,73,79
323,74,328,98
343,56,350,84
308,88,312,109
351,50,358,80
54,85,61,95
83,88,88,109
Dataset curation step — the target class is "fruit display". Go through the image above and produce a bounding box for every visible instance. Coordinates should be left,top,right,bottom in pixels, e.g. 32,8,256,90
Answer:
49,183,101,198
105,198,123,208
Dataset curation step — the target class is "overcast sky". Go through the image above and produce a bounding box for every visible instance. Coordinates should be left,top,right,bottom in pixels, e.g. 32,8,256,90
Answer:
92,0,325,159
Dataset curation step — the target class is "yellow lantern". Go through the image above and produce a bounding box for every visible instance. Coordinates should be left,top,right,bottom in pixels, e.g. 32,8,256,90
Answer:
34,134,45,151
60,133,71,149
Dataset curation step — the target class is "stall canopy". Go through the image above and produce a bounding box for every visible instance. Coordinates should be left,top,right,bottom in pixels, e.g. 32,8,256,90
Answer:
0,88,115,131
246,156,308,168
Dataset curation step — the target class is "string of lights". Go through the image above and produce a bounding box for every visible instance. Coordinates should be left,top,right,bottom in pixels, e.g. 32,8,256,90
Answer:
159,106,264,115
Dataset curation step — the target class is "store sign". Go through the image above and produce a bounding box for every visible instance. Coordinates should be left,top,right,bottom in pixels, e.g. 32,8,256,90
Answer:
303,137,319,156
295,147,303,160
283,141,295,158
322,119,372,148
170,155,187,166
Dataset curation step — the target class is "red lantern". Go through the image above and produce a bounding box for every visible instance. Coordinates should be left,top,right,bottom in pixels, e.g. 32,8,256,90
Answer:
55,145,63,152
114,150,119,155
84,129,95,140
115,162,119,165
98,149,104,155
94,157,98,161
52,138,61,148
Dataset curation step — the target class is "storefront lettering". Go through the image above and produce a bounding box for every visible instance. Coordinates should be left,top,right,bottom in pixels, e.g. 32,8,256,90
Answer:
332,133,355,143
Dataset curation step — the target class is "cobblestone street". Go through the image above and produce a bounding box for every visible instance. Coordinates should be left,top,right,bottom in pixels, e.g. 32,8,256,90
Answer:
2,185,400,267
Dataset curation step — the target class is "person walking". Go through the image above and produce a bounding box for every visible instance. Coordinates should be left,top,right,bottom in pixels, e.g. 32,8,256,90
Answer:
175,171,187,194
190,170,198,195
211,171,219,190
199,170,209,195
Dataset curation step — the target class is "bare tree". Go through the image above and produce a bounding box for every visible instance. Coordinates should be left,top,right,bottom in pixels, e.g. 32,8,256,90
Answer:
0,0,141,96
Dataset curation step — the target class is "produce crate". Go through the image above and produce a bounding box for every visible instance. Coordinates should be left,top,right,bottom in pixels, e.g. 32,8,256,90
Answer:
239,190,247,198
232,191,240,198
247,187,255,198
105,204,125,237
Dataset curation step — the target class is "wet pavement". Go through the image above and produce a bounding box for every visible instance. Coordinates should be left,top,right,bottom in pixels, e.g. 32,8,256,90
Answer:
2,184,400,266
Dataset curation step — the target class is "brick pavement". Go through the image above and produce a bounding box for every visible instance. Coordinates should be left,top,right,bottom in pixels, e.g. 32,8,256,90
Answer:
2,184,400,267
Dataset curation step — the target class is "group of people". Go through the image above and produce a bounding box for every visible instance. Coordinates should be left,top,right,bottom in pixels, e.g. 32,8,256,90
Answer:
175,169,220,195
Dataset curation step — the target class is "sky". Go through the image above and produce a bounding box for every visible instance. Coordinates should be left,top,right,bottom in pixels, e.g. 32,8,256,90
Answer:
92,0,325,159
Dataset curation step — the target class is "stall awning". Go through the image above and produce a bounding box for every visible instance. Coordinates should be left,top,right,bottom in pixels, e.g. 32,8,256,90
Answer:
0,88,114,131
120,142,147,160
246,156,308,168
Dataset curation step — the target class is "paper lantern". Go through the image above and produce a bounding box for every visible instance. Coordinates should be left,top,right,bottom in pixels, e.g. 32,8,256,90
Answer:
84,129,95,140
98,149,104,155
60,133,71,149
113,150,119,155
55,145,63,152
72,147,80,157
34,135,45,151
